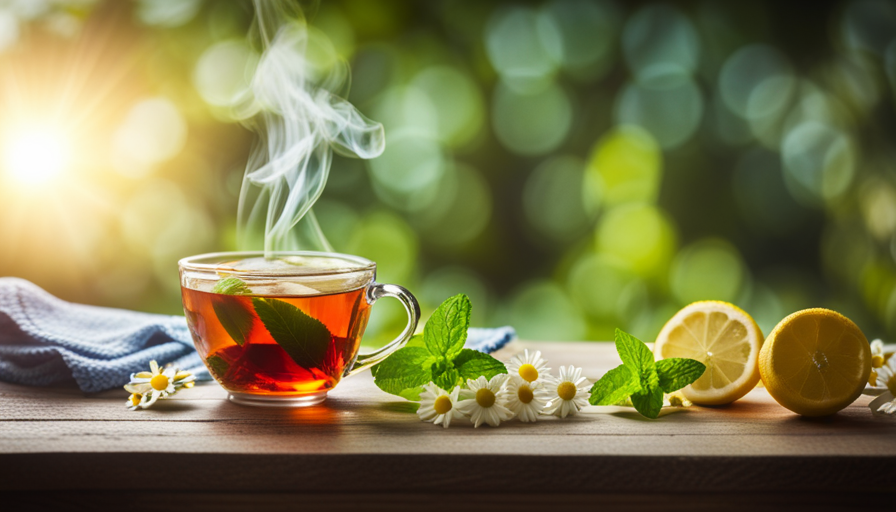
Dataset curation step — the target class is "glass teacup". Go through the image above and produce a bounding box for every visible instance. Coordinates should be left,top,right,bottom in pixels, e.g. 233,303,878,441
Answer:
178,251,419,407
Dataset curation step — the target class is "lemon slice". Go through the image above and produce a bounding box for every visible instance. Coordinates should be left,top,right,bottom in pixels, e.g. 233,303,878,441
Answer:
654,301,763,405
759,308,870,417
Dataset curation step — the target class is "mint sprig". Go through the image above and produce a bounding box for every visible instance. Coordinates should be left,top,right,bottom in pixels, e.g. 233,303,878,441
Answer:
373,294,506,400
210,276,333,369
589,329,705,419
252,297,333,370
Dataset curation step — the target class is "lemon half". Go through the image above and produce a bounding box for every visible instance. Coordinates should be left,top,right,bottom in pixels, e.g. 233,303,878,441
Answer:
654,301,764,405
759,308,870,417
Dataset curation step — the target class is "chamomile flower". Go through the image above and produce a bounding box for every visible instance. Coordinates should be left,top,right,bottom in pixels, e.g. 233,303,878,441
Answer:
123,360,195,410
544,365,591,418
871,356,896,415
126,393,146,411
869,339,886,386
506,349,550,384
501,376,551,422
456,374,513,427
417,382,464,428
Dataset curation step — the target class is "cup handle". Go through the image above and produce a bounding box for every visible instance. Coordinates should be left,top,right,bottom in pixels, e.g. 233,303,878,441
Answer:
346,282,420,377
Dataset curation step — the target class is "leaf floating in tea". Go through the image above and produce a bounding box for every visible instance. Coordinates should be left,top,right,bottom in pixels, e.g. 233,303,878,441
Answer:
212,297,255,347
252,298,332,370
206,354,232,380
213,277,251,295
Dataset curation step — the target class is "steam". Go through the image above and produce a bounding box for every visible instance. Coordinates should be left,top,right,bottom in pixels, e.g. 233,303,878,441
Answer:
235,0,384,254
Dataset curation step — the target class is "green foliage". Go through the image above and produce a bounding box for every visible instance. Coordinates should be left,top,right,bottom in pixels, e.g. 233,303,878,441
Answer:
252,298,332,369
212,277,252,296
373,294,506,400
205,354,231,379
212,297,254,346
589,329,705,419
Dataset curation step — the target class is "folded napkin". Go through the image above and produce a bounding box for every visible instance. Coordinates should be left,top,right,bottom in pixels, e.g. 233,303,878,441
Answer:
0,277,516,392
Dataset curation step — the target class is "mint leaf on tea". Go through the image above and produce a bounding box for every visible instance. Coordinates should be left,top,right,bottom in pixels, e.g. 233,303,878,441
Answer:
423,294,471,360
252,298,332,370
213,277,251,295
373,346,435,396
589,364,640,406
212,297,254,346
453,349,507,381
656,358,706,393
205,354,231,379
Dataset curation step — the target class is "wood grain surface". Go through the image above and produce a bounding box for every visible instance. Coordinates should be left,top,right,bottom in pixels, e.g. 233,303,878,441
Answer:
1,341,894,511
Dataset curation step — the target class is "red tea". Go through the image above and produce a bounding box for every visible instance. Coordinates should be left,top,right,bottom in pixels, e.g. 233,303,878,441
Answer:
181,286,371,395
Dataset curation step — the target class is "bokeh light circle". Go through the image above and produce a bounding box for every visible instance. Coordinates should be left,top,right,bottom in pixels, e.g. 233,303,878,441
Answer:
622,4,700,77
410,66,485,149
112,97,188,178
416,164,493,248
492,80,572,156
538,0,620,80
670,238,747,304
485,6,560,88
781,121,856,204
719,45,793,120
615,65,703,149
523,155,596,243
595,203,677,278
508,280,587,341
194,40,259,108
586,125,662,207
567,253,641,319
368,127,445,195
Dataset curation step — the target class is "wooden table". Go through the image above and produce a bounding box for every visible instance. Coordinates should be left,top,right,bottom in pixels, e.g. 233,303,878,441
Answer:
2,341,894,511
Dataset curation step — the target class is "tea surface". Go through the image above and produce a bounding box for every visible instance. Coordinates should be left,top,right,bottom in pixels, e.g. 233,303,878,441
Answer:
182,286,371,394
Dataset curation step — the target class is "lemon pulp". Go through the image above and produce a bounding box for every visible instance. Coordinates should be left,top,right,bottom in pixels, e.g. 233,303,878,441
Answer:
654,301,763,405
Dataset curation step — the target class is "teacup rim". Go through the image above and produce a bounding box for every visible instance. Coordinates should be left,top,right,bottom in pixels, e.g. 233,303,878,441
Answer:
178,250,376,278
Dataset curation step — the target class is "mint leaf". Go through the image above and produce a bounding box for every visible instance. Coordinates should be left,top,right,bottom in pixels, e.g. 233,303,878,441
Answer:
373,346,435,396
589,364,641,405
454,349,507,381
433,367,462,390
656,358,706,393
213,277,251,295
212,297,254,346
631,386,664,419
397,386,426,401
424,294,471,359
205,354,230,379
407,334,426,348
615,328,655,373
252,298,332,369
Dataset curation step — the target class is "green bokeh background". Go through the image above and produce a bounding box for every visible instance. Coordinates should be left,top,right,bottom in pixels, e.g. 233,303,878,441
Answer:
1,0,896,346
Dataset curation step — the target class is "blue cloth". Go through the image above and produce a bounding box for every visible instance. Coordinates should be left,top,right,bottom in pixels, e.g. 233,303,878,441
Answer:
0,277,516,392
0,277,205,392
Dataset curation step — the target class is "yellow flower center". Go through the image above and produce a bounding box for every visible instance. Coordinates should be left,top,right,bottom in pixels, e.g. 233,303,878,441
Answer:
150,374,170,391
517,385,534,404
518,363,539,382
129,393,142,406
887,374,896,396
476,388,496,408
557,381,577,401
433,395,453,415
872,354,884,368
